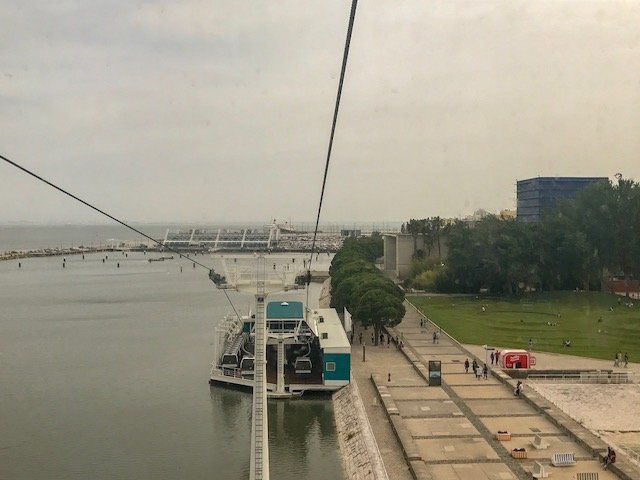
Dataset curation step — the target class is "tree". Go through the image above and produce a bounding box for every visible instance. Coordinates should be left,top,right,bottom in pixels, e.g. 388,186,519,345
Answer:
330,272,371,312
330,259,376,293
329,235,406,340
406,219,421,253
432,216,444,258
353,289,405,345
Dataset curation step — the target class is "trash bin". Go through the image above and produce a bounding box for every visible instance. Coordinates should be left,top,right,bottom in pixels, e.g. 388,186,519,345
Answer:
428,360,442,386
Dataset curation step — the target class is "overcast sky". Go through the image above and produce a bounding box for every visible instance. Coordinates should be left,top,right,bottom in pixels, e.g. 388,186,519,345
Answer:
1,1,639,225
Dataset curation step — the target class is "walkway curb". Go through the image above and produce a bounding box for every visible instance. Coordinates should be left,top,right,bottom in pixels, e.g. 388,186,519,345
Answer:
333,380,390,480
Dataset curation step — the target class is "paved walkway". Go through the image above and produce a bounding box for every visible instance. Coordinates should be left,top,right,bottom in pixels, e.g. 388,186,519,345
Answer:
350,332,415,480
359,302,637,480
463,343,640,470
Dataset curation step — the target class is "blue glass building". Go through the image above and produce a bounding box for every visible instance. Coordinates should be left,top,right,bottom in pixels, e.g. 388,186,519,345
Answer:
516,176,609,223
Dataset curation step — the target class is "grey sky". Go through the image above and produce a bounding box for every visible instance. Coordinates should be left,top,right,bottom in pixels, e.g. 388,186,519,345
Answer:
1,1,639,224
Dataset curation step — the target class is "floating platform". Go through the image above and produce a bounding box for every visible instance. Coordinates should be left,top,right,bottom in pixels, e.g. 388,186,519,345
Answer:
210,301,350,398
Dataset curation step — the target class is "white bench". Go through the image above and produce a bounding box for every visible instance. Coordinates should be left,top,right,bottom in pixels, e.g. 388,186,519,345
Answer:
532,461,550,479
530,434,550,450
551,452,576,466
576,473,598,480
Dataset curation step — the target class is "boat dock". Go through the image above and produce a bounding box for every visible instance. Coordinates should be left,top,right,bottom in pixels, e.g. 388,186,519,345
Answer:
0,242,162,262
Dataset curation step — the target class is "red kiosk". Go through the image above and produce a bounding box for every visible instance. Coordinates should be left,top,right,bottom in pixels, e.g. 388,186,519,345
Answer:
499,349,536,369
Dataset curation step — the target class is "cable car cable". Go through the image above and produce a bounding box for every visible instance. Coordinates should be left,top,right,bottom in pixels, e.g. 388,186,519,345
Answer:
306,0,358,295
0,153,217,271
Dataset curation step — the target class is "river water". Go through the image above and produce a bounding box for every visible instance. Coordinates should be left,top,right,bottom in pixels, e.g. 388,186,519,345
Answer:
0,239,344,480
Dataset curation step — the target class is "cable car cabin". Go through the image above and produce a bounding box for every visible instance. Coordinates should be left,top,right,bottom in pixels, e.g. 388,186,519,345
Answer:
221,334,246,367
294,357,312,374
240,356,255,375
221,352,240,367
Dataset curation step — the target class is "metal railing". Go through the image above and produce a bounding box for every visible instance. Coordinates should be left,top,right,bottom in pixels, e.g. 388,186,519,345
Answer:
527,372,638,384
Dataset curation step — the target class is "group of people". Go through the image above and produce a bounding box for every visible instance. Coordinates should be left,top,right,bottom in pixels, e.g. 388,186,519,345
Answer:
614,351,629,367
602,446,616,469
464,358,489,379
489,350,501,365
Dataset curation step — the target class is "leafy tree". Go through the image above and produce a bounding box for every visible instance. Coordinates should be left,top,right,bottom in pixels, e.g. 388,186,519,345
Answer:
434,176,640,295
330,272,371,312
329,235,405,339
406,218,421,253
353,289,405,345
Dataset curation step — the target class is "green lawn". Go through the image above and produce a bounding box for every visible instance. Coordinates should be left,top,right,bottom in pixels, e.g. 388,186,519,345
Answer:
407,292,640,362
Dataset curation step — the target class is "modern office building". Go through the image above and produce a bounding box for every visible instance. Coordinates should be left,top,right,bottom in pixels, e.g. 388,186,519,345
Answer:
516,176,609,223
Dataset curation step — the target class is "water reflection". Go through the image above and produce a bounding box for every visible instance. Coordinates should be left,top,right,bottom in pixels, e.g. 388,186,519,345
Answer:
268,396,343,480
209,386,252,479
208,387,343,480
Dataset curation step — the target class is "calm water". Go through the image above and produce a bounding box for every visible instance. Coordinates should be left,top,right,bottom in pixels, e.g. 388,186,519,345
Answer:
0,245,343,479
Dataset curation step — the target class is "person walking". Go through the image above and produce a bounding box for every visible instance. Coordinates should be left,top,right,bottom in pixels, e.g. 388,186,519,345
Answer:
483,363,488,379
475,364,482,380
490,351,495,365
464,358,470,373
624,352,629,367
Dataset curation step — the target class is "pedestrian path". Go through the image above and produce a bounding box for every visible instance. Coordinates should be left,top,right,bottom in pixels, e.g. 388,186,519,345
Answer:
374,303,629,480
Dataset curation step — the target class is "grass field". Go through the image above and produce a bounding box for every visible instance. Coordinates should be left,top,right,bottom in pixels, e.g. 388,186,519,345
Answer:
408,292,640,362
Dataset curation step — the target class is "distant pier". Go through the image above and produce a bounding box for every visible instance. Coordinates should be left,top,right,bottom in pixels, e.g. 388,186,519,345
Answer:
0,241,162,262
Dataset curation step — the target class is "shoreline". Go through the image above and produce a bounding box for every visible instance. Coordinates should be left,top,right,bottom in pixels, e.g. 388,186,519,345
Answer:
0,245,159,262
1,245,339,262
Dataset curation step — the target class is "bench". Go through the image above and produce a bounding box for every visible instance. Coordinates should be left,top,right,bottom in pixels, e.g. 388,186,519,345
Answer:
532,461,550,479
511,448,527,459
551,452,576,467
530,434,550,450
576,474,598,480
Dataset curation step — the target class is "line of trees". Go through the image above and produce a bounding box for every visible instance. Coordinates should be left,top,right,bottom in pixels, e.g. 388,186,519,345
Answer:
416,177,640,295
329,234,405,344
401,217,445,258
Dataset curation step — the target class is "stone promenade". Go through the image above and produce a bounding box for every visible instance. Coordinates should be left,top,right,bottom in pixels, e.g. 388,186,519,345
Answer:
349,301,638,480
